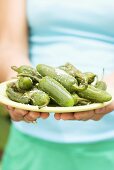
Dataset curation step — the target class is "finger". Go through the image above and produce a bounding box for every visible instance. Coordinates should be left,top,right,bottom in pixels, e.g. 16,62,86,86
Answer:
91,113,104,121
54,113,61,120
91,108,107,121
106,101,114,111
60,113,74,120
24,111,41,122
7,108,29,121
40,112,49,119
94,107,106,114
6,105,15,111
91,104,114,121
23,115,33,123
13,108,29,117
74,110,95,120
105,102,114,113
8,110,23,121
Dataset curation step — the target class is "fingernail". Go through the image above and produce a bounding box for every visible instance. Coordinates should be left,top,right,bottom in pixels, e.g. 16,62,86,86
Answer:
32,120,37,124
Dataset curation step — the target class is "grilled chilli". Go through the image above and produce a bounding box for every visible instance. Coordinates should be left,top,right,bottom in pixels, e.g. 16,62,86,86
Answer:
77,85,112,103
11,65,42,82
36,64,87,92
95,81,107,91
6,82,50,108
16,76,33,91
6,82,30,104
28,88,50,107
38,76,74,107
59,63,96,85
6,63,112,107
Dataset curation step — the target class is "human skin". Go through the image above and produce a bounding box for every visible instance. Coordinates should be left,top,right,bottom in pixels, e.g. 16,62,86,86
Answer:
0,0,114,122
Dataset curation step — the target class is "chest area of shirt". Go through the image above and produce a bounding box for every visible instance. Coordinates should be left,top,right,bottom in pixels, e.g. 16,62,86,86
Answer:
27,0,114,37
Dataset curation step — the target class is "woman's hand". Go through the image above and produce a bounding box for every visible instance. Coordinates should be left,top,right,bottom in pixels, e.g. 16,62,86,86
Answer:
6,106,49,123
7,101,114,122
54,73,114,121
54,101,114,121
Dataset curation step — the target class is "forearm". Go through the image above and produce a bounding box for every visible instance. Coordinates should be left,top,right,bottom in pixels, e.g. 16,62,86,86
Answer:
0,45,31,82
104,72,114,97
104,72,114,86
0,0,29,82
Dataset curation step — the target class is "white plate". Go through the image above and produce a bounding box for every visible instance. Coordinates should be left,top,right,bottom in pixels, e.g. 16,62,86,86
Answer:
0,80,113,113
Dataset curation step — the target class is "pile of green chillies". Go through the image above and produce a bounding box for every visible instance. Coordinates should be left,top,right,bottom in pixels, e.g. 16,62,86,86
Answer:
6,63,112,108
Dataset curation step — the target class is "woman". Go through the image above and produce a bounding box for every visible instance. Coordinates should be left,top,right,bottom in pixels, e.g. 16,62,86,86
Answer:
0,0,114,170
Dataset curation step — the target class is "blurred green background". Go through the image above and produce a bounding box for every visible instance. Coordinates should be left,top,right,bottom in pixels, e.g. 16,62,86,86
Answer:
0,104,11,169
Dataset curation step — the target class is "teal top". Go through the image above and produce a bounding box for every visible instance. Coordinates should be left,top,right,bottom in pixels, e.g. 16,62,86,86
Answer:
14,0,114,143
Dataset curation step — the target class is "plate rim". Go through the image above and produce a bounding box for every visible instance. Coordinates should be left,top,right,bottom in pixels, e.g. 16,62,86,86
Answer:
0,80,113,113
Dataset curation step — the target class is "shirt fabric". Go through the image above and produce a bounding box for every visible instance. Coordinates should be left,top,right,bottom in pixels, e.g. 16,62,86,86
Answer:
13,0,114,143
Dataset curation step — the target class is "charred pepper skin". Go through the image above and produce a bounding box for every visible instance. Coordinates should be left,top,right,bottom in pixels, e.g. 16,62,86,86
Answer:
6,82,30,104
11,65,42,82
38,76,74,107
77,85,112,103
17,77,33,91
37,64,87,92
